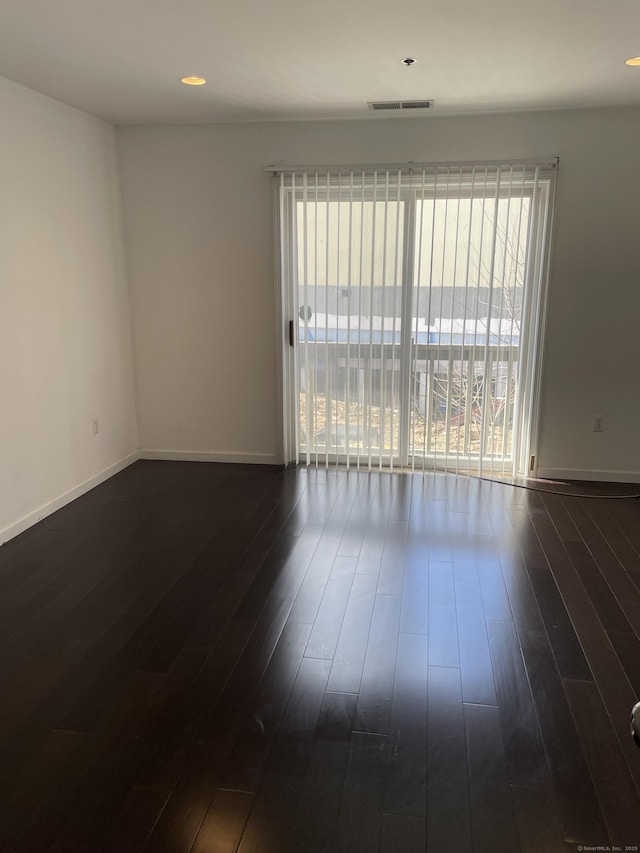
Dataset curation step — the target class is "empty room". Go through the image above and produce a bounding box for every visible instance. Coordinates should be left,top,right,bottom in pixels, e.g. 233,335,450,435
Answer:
1,0,640,851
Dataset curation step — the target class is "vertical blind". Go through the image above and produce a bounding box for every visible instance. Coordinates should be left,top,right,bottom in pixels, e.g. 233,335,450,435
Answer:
274,161,556,476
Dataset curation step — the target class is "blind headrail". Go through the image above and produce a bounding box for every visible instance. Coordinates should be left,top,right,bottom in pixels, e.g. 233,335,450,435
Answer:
263,157,559,175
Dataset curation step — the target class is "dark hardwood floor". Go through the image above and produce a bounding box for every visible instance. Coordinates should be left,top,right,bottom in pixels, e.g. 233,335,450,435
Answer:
0,460,639,852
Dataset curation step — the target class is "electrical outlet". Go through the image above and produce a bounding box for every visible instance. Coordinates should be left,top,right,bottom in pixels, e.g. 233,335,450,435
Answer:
91,418,100,435
592,415,604,433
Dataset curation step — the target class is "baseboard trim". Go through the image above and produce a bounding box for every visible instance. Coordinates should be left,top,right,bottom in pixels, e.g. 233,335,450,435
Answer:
535,466,640,484
139,449,280,465
0,451,141,546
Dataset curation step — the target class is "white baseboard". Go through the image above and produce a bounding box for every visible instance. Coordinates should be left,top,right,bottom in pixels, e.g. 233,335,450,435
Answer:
139,449,280,465
0,451,141,546
535,466,640,484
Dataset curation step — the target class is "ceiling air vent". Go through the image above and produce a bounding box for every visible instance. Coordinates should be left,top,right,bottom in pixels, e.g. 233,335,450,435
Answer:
369,101,402,111
400,99,434,109
368,99,434,111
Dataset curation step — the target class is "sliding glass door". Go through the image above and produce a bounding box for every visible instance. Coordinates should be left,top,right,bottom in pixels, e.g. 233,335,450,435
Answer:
277,163,556,476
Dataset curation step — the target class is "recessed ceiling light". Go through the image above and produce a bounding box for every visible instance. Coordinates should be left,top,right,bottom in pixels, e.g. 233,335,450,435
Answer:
401,57,417,66
180,76,207,86
625,56,640,66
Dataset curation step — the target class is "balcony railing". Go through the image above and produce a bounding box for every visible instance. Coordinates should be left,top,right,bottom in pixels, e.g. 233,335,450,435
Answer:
298,340,518,469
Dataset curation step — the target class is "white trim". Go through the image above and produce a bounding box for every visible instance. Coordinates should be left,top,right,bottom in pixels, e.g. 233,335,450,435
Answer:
264,158,559,174
274,177,297,466
0,451,141,546
139,449,280,465
536,467,640,484
272,177,287,466
521,170,558,479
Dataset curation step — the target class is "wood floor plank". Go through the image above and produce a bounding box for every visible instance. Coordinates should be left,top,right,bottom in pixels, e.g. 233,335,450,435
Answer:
454,553,497,705
197,596,293,744
540,492,582,543
428,560,459,668
217,620,313,793
556,600,634,719
0,558,49,613
286,541,337,626
510,784,566,853
377,520,409,597
235,656,331,852
522,645,609,846
469,483,499,537
190,789,254,853
285,476,353,626
332,731,388,853
497,543,550,649
565,539,634,633
609,714,640,797
102,784,171,853
232,533,303,623
354,593,401,735
527,567,592,681
464,702,520,853
1,559,117,665
609,500,640,563
487,619,549,787
142,742,232,853
291,691,356,853
379,813,426,853
564,499,640,636
304,556,357,660
0,727,87,850
338,475,380,558
526,508,634,717
315,689,358,741
0,648,83,751
426,499,452,562
507,504,549,570
483,477,518,538
136,618,254,790
449,508,471,538
139,551,241,673
356,478,393,576
399,542,429,636
607,629,640,695
327,572,378,693
564,678,640,845
52,647,208,851
384,633,428,817
389,473,413,523
56,594,194,732
427,665,472,852
475,538,514,622
586,498,640,575
269,529,333,606
0,582,65,641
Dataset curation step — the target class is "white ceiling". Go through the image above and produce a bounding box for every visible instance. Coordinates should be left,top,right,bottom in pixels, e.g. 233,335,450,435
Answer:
0,0,639,125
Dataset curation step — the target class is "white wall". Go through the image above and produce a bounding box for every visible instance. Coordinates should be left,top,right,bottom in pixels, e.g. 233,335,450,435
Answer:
0,77,138,541
118,108,640,480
